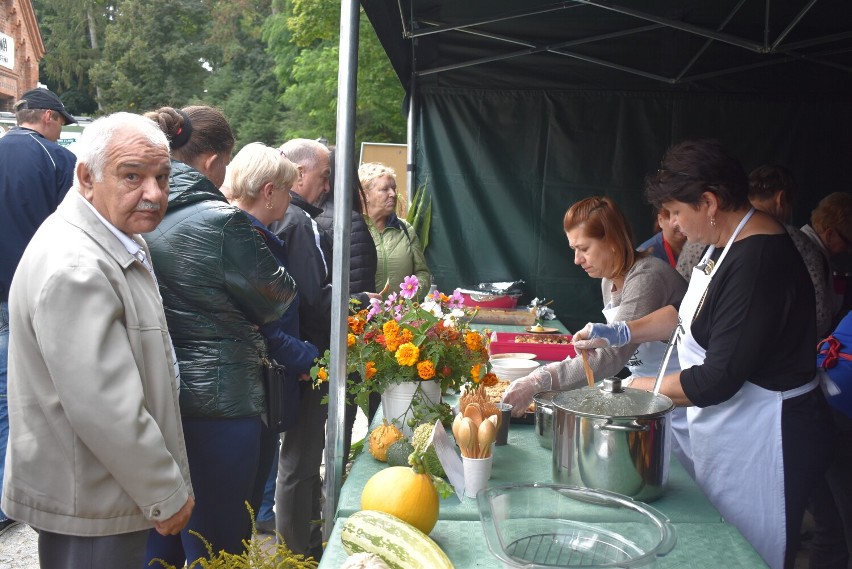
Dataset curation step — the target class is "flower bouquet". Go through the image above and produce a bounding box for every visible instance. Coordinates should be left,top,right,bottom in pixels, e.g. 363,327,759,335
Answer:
312,276,497,429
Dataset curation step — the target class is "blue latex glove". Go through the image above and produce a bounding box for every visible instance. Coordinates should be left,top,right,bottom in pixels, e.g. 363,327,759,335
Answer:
572,321,631,350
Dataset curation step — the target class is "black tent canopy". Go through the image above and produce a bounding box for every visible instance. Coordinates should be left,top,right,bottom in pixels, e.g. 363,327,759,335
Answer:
358,0,852,328
366,0,852,93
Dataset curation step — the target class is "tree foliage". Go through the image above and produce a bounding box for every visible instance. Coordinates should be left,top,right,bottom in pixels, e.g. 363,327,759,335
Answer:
89,0,212,113
272,0,407,145
32,0,111,114
33,0,405,148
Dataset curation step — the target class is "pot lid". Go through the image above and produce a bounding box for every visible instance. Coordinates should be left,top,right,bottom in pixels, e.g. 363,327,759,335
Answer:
552,378,674,418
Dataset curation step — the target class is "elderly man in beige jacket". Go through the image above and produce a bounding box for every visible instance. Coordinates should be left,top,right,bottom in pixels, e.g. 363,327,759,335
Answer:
2,112,194,568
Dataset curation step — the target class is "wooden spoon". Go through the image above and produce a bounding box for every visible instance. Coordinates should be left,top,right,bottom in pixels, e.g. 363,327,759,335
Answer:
477,417,497,458
580,349,595,388
459,417,477,458
463,403,484,428
451,412,464,442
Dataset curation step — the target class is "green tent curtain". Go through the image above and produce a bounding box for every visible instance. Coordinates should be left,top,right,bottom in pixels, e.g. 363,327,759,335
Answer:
417,87,852,329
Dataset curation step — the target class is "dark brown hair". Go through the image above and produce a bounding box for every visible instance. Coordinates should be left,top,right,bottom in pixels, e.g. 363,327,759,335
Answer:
748,164,797,202
143,105,234,165
563,196,642,280
645,139,749,212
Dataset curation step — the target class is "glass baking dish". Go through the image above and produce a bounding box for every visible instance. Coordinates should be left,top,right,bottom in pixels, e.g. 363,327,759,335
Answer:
477,483,676,568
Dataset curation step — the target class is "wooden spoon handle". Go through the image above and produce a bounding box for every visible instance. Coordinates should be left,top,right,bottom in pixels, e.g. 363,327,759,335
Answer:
580,349,595,388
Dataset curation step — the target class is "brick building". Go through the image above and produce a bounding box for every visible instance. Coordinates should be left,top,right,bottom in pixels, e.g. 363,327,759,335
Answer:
0,0,44,112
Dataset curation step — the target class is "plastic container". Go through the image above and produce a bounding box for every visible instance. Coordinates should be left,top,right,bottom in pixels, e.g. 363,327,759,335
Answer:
477,483,677,568
490,332,576,361
458,289,521,309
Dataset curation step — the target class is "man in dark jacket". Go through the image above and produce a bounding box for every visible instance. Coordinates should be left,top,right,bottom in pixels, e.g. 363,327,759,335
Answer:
0,87,77,535
315,149,379,460
270,139,375,559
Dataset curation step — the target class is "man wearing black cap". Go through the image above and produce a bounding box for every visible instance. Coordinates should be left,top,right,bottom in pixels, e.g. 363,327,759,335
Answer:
0,87,77,535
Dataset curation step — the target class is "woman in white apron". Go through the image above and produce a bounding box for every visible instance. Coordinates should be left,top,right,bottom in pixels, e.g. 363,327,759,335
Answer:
574,139,833,569
504,196,687,418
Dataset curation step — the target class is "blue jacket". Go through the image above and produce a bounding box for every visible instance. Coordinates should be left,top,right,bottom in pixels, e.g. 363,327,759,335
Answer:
246,213,319,375
0,127,76,299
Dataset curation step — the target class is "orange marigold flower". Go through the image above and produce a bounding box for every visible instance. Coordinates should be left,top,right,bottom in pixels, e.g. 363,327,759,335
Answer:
317,368,328,382
482,372,499,387
383,320,400,338
347,333,356,347
464,332,482,351
471,363,483,382
348,316,365,335
385,335,401,353
399,328,414,344
365,361,377,380
395,342,420,366
417,360,436,380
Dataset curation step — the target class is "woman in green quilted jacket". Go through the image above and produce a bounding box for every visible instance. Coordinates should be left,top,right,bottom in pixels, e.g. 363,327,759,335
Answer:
359,162,431,300
142,106,297,567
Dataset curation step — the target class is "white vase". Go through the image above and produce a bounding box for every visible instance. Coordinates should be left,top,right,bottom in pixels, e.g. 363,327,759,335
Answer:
381,380,441,436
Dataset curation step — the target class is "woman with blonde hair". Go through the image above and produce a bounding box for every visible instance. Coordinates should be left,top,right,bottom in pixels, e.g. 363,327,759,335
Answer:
227,142,320,536
358,162,430,299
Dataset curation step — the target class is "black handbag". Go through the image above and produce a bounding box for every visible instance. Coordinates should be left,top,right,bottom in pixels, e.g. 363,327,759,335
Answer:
261,357,300,433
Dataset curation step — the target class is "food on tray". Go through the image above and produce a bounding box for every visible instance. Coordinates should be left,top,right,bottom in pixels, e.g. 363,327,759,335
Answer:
485,380,535,413
514,334,572,344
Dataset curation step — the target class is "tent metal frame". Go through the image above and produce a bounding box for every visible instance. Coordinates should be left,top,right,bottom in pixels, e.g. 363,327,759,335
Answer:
393,0,852,84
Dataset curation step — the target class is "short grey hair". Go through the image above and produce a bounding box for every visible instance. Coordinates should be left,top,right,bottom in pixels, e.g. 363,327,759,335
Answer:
358,162,397,192
279,138,329,170
74,112,169,184
227,142,298,202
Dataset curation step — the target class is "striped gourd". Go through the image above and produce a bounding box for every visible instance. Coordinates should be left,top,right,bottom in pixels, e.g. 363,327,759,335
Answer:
340,510,454,569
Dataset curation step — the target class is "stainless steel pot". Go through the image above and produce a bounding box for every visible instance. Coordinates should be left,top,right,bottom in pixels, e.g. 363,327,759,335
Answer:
533,390,558,449
551,378,675,502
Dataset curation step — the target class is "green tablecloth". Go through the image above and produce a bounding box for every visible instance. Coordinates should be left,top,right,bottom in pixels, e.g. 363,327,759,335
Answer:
337,422,723,524
319,518,767,568
321,318,766,568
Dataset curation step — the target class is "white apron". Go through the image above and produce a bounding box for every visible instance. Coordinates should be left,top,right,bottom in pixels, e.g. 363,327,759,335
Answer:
677,208,818,569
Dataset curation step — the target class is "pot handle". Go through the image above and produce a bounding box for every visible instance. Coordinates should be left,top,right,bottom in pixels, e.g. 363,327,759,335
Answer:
594,420,649,432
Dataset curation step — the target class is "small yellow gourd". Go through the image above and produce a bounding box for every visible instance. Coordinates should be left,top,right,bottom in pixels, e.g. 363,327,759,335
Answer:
368,421,404,462
361,466,440,534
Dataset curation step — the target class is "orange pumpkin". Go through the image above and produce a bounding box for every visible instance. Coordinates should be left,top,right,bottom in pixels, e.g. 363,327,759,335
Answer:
368,422,404,462
360,466,440,534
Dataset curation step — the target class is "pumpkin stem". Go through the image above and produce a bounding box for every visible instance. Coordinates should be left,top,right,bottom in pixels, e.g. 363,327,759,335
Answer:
407,450,428,474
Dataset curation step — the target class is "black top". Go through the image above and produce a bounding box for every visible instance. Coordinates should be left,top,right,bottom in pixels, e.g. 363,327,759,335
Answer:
681,233,816,407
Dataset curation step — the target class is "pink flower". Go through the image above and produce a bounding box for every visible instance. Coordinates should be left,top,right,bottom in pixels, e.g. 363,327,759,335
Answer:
449,289,465,309
367,298,382,320
399,275,420,299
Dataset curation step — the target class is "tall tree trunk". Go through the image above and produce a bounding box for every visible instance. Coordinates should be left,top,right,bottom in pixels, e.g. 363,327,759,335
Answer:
86,4,104,111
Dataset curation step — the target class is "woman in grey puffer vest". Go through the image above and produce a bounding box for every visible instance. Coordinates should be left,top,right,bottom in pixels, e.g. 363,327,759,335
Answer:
315,149,379,456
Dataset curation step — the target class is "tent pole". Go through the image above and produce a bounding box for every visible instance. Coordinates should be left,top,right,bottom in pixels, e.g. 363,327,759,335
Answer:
406,78,416,211
324,0,359,542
